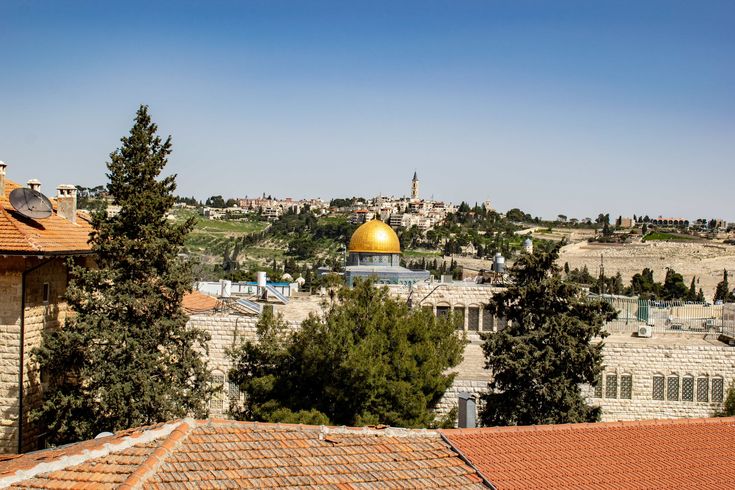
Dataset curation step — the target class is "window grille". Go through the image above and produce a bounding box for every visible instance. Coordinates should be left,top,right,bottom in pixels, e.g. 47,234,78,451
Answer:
482,309,494,332
682,376,694,402
210,373,225,411
712,378,724,403
652,376,665,400
594,378,603,398
667,376,679,401
228,380,240,399
620,375,632,399
697,377,709,402
467,307,480,331
605,374,618,398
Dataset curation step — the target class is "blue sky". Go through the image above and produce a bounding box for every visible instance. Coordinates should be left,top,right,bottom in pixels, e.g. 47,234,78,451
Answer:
1,1,733,220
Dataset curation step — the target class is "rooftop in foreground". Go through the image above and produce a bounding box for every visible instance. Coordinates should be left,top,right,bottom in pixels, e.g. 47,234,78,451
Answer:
441,416,735,490
0,419,485,489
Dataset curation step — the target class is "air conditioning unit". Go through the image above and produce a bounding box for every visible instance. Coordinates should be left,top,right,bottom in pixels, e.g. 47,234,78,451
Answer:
705,319,715,328
638,325,653,338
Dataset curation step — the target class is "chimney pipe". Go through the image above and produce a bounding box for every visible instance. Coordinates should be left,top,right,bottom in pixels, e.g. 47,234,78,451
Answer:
27,179,42,192
458,392,477,429
0,161,5,196
56,185,77,223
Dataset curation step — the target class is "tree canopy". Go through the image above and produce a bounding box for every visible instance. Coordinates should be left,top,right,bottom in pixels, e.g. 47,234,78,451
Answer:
480,243,617,426
228,278,465,428
32,106,211,445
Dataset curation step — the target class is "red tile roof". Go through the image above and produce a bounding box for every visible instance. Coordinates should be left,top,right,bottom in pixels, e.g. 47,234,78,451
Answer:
1,419,486,489
0,179,93,255
441,417,735,490
181,291,219,314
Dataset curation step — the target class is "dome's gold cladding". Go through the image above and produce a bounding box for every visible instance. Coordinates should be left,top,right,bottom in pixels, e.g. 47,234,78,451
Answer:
348,219,401,254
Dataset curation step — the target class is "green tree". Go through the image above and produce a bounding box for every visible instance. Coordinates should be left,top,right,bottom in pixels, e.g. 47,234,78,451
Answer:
713,270,735,302
662,268,688,300
480,243,616,426
32,106,211,445
228,278,465,428
718,382,735,417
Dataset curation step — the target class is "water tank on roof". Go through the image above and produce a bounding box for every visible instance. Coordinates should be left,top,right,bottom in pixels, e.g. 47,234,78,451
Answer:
257,271,267,288
220,280,232,298
493,253,505,273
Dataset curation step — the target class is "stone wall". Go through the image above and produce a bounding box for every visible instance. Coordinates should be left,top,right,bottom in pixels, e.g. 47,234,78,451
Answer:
0,259,22,454
191,285,735,427
0,257,71,454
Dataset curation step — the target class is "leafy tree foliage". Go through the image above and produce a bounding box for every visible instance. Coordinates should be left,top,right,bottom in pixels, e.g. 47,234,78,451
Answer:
713,269,735,303
480,244,616,426
205,195,226,208
32,106,211,445
228,279,465,428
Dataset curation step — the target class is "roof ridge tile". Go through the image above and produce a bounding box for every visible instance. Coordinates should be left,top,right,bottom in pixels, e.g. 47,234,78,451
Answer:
119,417,196,489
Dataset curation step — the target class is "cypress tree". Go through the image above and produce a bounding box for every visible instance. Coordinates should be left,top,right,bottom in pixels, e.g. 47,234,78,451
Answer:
480,243,616,426
32,106,211,445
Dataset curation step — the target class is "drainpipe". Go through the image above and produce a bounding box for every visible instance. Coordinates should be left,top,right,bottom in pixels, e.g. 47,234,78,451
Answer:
18,258,52,454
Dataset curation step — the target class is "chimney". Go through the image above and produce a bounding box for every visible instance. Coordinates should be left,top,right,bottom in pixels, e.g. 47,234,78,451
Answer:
0,161,5,196
458,392,477,428
27,179,42,192
56,185,77,223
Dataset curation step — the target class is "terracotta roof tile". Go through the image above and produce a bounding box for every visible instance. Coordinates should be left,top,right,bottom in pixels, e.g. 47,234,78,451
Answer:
441,416,735,490
1,420,486,489
181,291,219,314
0,179,93,254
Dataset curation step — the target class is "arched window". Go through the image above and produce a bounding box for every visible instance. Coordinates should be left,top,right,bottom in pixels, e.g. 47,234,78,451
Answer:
712,377,725,403
696,376,709,402
652,375,665,400
667,375,680,401
682,376,694,402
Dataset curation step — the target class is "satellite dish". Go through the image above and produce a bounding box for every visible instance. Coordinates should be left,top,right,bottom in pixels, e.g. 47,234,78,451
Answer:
9,188,53,220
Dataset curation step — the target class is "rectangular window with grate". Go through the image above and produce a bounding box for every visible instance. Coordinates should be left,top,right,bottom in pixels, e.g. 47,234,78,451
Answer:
605,374,618,398
667,376,679,401
697,377,709,402
712,378,724,403
620,375,632,399
210,374,225,411
652,376,665,400
228,380,240,399
594,378,603,398
467,307,480,331
682,377,694,401
482,309,494,332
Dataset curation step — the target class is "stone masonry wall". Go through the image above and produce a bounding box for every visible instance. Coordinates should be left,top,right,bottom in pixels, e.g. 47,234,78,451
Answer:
0,260,22,454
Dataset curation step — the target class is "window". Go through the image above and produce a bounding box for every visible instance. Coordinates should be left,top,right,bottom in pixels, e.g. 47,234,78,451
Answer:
594,379,603,398
210,373,225,411
697,377,709,402
467,307,480,331
228,380,240,400
436,306,450,317
682,376,694,402
652,376,665,400
605,374,618,398
42,283,50,304
667,376,680,401
482,309,494,332
620,375,633,399
712,378,724,403
453,308,465,330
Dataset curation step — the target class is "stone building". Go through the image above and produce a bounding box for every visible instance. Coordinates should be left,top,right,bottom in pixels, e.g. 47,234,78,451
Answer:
343,219,430,286
0,163,93,453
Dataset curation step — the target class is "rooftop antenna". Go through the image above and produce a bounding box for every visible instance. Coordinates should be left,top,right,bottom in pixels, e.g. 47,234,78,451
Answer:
9,187,53,220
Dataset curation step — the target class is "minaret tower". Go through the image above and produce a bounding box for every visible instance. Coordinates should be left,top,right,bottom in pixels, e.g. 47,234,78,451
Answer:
411,171,419,200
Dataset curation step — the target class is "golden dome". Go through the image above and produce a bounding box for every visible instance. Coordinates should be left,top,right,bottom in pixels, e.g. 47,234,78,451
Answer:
348,219,401,254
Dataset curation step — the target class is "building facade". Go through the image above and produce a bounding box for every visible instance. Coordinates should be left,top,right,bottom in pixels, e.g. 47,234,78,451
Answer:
0,163,93,453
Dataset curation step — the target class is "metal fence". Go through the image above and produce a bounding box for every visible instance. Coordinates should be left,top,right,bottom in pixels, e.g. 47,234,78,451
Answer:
592,294,735,337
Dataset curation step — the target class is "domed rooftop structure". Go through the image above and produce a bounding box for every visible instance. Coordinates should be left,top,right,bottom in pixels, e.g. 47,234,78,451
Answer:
344,219,429,287
348,219,401,254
